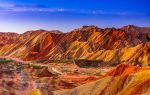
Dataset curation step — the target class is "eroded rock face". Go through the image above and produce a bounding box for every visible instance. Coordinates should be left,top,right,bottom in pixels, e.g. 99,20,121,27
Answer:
0,32,19,47
53,64,150,95
0,25,150,66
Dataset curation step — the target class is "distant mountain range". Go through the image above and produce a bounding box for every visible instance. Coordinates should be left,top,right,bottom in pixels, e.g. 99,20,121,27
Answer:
0,25,150,66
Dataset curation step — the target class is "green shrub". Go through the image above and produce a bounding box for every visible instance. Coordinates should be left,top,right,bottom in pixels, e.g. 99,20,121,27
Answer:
29,64,43,69
0,59,12,64
94,72,101,76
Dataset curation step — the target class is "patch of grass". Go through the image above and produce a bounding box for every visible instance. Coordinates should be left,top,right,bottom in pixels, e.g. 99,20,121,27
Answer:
29,64,44,69
62,68,71,72
36,60,47,63
94,72,101,76
0,59,12,64
48,59,74,64
83,72,92,75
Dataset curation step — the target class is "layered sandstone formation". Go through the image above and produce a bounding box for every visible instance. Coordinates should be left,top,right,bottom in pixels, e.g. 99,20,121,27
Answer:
53,64,150,95
0,25,150,66
0,32,19,47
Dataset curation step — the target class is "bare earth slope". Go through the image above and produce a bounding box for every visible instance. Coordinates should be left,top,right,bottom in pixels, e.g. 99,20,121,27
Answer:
0,26,150,95
0,25,150,66
53,64,150,95
0,32,19,47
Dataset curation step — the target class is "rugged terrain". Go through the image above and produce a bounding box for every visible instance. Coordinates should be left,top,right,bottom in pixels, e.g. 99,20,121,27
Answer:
53,64,150,95
0,25,150,95
0,25,150,66
0,57,103,95
0,32,19,47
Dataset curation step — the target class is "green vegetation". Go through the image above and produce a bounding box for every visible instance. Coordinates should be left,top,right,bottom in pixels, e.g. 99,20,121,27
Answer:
0,58,12,64
36,59,47,63
62,68,71,72
84,72,92,75
94,72,101,76
29,63,44,69
74,59,102,68
49,59,72,63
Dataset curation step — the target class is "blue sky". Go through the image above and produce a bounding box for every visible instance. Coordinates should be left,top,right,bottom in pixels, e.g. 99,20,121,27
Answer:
0,0,149,33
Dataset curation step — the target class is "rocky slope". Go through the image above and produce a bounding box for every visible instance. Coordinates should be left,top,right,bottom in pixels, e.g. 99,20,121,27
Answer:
0,25,150,66
53,64,150,95
0,32,19,47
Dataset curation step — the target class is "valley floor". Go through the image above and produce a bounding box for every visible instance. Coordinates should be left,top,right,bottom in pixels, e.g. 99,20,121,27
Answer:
1,56,150,95
0,56,113,95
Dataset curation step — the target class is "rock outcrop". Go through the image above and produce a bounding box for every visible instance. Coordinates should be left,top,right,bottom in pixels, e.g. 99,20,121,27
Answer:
0,32,19,47
0,25,150,66
53,64,150,95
